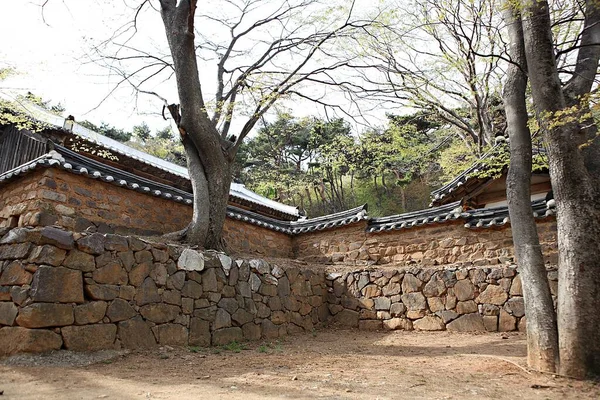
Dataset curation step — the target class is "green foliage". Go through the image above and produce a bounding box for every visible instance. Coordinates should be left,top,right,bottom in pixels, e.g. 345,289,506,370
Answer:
471,140,549,180
438,138,479,183
222,340,247,353
79,120,132,142
132,122,151,142
237,111,447,217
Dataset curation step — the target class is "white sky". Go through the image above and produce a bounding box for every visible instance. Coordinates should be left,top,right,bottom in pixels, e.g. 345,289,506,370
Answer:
0,0,388,135
0,1,163,130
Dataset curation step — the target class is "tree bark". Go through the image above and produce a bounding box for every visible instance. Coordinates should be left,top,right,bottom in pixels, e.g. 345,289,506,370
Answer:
160,0,231,250
522,0,600,378
502,3,558,373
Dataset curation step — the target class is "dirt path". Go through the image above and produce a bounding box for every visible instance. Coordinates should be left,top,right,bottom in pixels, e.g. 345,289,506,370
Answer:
1,329,599,400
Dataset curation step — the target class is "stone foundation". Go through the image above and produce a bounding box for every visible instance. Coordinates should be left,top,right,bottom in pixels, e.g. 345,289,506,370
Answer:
0,227,325,356
325,265,557,332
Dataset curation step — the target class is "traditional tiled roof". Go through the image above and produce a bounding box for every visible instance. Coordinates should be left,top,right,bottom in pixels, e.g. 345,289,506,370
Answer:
289,205,368,234
367,201,465,233
0,149,555,235
429,139,548,207
429,143,502,207
0,146,367,234
464,198,555,229
0,92,299,219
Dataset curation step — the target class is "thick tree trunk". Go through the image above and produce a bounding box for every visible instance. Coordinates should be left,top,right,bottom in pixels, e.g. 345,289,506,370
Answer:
522,0,600,378
502,3,558,373
160,0,231,250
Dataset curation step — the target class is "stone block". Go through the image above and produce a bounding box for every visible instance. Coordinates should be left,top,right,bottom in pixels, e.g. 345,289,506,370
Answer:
30,266,84,303
118,317,156,348
242,322,261,341
39,227,74,250
107,298,137,322
104,234,129,252
63,250,96,272
129,263,151,287
477,285,508,306
151,248,170,263
383,318,413,330
10,286,29,305
483,315,498,332
413,315,445,331
0,302,18,326
156,323,188,346
374,297,391,311
140,303,180,323
423,278,446,297
427,297,445,313
93,263,128,285
202,268,218,292
453,279,475,301
28,245,66,266
218,298,239,315
505,297,525,317
390,302,406,317
509,275,523,296
182,280,203,299
77,234,105,255
0,243,31,260
135,277,161,306
117,251,135,272
189,317,210,346
498,309,516,332
232,308,254,326
436,310,459,324
401,292,427,311
150,263,168,286
456,300,478,314
359,320,382,331
214,308,232,330
212,327,243,346
74,301,108,325
162,290,182,306
261,319,280,339
0,227,40,245
0,327,62,356
128,237,147,252
334,309,359,327
16,303,74,328
446,313,485,332
85,284,120,301
0,261,32,286
401,274,423,293
62,324,117,351
177,249,204,271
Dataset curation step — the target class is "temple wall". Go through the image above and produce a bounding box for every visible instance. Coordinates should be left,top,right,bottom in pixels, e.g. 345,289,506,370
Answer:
0,227,323,356
293,219,557,267
0,169,293,258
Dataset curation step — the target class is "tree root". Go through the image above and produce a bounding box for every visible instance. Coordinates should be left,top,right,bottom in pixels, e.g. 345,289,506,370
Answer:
162,227,188,242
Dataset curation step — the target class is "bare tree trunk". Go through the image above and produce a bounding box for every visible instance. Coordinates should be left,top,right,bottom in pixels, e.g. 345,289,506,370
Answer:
502,3,558,373
522,0,600,378
400,186,407,212
160,1,230,250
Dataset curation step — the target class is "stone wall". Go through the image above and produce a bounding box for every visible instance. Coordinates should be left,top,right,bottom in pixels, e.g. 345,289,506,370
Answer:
294,220,558,267
325,264,557,333
0,226,326,356
0,169,293,258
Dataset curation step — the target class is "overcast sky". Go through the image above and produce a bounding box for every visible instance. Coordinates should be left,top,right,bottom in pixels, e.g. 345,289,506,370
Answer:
1,0,393,137
0,1,176,131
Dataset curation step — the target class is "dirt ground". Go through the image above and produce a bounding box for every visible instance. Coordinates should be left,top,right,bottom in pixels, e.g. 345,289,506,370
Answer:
1,329,599,400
